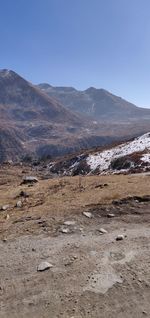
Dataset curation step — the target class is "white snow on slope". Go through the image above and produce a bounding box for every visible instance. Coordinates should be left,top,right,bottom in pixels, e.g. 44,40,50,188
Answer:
86,132,150,172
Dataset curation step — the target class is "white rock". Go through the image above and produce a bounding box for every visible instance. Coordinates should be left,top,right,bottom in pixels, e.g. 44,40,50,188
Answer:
63,221,76,226
99,228,108,234
16,200,22,208
116,235,124,241
22,176,38,184
0,205,10,211
83,212,93,218
37,261,53,272
107,213,115,218
60,228,70,234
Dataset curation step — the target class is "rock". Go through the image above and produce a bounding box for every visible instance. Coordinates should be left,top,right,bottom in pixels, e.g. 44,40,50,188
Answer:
107,213,115,218
21,176,38,185
142,311,147,315
64,221,76,226
116,235,124,241
83,212,93,218
60,228,70,234
37,261,53,272
2,238,7,242
0,204,10,211
19,191,29,198
16,200,22,208
99,228,108,234
5,214,10,220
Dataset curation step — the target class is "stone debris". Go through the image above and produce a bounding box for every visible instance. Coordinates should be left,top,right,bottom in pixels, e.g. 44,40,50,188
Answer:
107,213,115,218
63,221,76,226
116,235,124,241
83,212,93,218
19,191,29,198
21,176,38,185
99,228,108,234
0,205,10,211
37,261,53,272
16,200,22,208
5,214,10,220
60,228,70,234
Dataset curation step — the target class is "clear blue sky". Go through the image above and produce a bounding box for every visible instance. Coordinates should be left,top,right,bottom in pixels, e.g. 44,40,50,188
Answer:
1,0,150,108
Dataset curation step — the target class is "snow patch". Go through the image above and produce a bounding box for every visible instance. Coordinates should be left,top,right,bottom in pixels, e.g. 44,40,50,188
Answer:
87,133,150,172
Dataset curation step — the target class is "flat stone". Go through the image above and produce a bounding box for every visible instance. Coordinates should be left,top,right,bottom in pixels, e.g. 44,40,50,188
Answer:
99,228,108,234
83,212,93,218
60,228,70,234
107,213,115,218
64,221,76,226
37,261,53,272
21,176,38,185
0,205,10,211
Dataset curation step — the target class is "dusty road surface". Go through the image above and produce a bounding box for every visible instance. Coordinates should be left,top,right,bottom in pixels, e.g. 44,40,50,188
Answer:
0,165,150,318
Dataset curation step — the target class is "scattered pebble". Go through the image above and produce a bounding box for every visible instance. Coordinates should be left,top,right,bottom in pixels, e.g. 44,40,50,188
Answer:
37,261,53,272
21,176,38,185
20,191,29,198
2,238,7,242
116,235,124,241
83,212,93,218
0,205,10,211
64,221,76,226
107,213,115,218
60,228,70,234
99,228,108,234
16,200,22,208
5,214,10,220
142,311,147,315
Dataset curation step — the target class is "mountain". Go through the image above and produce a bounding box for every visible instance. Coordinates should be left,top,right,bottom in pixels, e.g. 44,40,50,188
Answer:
0,69,89,162
38,84,150,121
1,69,150,163
48,132,150,176
0,69,118,162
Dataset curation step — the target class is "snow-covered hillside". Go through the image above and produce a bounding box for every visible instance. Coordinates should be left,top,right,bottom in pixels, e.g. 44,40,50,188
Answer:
87,132,150,173
49,132,150,175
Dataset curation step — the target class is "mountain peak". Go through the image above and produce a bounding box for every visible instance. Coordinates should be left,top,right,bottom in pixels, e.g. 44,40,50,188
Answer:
0,69,25,83
0,69,16,77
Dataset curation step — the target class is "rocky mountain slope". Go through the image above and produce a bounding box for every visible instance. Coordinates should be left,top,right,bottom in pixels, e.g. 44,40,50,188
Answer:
1,69,150,163
0,70,108,162
38,84,150,121
48,132,150,176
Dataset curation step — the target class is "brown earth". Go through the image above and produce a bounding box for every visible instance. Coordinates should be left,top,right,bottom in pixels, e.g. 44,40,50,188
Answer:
0,165,150,318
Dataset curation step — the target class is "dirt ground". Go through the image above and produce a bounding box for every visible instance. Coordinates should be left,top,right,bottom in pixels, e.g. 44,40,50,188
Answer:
0,165,150,318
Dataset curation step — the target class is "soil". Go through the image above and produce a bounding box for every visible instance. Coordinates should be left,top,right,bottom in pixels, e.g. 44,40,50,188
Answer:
0,165,150,318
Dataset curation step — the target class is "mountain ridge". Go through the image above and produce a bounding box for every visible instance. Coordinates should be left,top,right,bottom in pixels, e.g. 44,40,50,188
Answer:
38,83,150,120
1,69,150,162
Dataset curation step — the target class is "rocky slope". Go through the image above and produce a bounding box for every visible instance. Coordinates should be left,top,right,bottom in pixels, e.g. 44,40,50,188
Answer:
48,132,150,176
0,70,101,162
1,69,150,162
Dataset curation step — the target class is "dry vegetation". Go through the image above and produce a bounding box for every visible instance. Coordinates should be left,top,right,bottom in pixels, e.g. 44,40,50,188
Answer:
0,164,150,318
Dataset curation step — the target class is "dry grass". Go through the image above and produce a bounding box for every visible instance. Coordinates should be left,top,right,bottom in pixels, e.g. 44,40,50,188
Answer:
0,165,150,220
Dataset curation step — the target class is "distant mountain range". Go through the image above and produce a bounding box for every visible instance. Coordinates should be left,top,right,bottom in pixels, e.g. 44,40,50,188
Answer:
0,69,150,162
38,83,150,121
